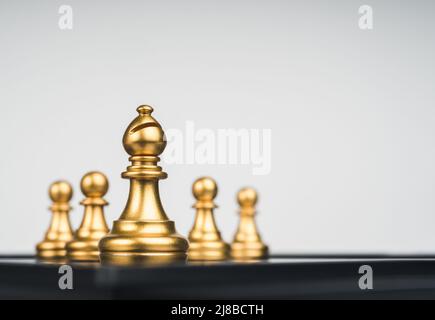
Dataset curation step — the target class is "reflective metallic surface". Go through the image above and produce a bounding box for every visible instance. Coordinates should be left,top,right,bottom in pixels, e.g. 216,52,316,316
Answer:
66,171,110,261
99,105,188,265
188,177,230,261
36,181,74,260
231,188,268,260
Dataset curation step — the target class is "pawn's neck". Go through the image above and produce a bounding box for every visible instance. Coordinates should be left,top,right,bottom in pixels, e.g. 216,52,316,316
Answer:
189,201,221,241
234,207,262,243
46,204,73,242
76,198,109,239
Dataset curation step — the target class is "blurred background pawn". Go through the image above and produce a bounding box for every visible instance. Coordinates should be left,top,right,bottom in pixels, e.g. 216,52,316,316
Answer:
66,171,109,262
36,181,74,261
188,177,230,261
231,188,268,260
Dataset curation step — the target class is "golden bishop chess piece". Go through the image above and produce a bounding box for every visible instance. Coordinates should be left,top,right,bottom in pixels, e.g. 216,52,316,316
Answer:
36,181,74,261
66,171,110,262
99,105,188,265
231,187,268,260
188,177,230,261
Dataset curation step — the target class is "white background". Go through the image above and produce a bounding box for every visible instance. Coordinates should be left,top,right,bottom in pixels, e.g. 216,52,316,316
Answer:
1,0,435,254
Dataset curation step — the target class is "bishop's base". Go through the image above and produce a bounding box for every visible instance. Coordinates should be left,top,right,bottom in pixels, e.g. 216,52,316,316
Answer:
66,239,101,262
99,251,187,266
98,219,189,265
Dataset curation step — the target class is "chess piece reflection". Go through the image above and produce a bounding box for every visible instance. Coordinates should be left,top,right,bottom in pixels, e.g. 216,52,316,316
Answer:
99,105,188,265
231,188,268,260
66,171,110,261
188,177,230,261
36,181,74,261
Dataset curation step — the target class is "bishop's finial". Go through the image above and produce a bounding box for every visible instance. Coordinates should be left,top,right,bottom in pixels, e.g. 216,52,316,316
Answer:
137,105,154,115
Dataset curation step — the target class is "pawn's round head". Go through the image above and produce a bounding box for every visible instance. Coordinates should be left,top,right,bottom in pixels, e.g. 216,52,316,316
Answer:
237,187,258,207
192,177,218,201
49,180,73,203
80,171,109,197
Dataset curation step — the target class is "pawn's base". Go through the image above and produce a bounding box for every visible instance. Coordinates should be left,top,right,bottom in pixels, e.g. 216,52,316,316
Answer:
231,242,269,260
37,257,69,265
66,240,100,262
188,241,230,261
36,240,68,261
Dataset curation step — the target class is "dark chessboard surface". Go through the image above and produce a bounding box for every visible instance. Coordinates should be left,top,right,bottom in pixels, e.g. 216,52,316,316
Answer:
2,254,435,299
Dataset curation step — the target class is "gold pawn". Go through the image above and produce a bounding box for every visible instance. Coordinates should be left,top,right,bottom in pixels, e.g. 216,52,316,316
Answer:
99,105,188,265
231,188,268,260
36,181,74,260
188,177,230,261
66,171,110,261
